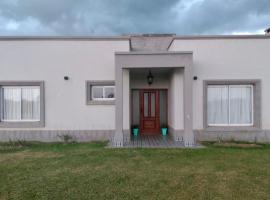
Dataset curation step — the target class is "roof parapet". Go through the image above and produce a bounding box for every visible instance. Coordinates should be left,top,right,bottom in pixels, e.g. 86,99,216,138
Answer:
130,34,175,51
0,34,269,41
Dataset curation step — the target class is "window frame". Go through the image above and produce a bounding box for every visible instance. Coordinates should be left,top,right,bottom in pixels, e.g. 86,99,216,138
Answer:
0,81,45,128
203,80,261,131
207,84,254,127
86,81,115,105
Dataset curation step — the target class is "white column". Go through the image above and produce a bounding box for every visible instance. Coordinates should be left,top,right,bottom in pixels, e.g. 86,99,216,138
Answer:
183,63,195,147
122,69,130,142
114,65,124,147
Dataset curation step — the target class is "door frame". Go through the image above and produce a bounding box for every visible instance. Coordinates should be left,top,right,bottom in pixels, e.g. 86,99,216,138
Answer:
131,88,168,135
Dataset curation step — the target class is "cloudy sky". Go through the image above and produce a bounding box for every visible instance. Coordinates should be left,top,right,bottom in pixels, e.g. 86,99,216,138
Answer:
0,0,269,36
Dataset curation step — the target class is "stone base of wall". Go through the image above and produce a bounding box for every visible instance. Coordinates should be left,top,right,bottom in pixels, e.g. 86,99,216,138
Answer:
165,128,270,143
1,129,270,143
168,126,184,141
123,129,130,143
0,130,114,142
195,130,270,143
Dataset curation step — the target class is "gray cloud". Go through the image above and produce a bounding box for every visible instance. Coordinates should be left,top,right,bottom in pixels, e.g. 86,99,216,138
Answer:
0,0,269,36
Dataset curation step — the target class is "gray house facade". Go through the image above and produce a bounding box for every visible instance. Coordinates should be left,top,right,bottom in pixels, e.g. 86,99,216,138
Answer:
0,34,270,146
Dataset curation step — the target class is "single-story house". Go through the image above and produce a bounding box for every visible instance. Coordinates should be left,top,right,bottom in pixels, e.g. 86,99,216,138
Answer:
0,34,270,147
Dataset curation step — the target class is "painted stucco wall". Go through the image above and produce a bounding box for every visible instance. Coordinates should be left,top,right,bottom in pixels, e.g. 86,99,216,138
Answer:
0,40,129,131
1,37,270,143
170,38,270,130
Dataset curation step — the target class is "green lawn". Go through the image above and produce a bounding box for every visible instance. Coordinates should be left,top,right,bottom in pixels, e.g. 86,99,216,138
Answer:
1,142,270,200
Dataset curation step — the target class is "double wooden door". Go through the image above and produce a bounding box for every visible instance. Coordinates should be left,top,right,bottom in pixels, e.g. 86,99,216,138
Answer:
140,90,160,135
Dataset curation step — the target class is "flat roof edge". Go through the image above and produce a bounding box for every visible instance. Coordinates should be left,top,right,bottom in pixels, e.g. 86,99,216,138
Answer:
115,51,193,55
173,34,270,40
0,36,130,41
0,34,269,41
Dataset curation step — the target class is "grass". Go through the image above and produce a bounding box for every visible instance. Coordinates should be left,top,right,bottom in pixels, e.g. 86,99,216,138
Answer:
0,142,270,200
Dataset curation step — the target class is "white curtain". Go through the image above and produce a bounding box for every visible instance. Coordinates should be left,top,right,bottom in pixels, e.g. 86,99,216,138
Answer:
2,87,40,121
207,86,228,124
22,87,40,120
3,87,21,121
229,86,252,124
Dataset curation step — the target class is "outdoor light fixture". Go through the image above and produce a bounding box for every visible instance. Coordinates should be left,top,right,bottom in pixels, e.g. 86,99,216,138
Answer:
64,76,69,80
147,70,154,85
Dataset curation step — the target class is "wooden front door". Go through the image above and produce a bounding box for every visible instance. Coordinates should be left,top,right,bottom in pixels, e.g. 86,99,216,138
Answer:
140,90,160,135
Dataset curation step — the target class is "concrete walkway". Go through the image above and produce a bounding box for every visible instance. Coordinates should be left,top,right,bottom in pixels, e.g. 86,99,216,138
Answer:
123,135,185,148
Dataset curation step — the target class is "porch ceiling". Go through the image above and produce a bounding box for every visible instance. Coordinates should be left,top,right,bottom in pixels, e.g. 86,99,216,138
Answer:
129,68,173,75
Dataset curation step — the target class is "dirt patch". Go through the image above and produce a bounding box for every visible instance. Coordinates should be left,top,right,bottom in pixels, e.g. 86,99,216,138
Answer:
213,142,262,148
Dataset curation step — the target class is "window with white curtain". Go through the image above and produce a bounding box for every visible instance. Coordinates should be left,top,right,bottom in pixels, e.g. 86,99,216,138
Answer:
207,85,253,126
1,86,40,122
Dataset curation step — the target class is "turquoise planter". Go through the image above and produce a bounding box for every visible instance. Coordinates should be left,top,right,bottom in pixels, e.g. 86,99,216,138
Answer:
133,128,139,136
161,128,167,136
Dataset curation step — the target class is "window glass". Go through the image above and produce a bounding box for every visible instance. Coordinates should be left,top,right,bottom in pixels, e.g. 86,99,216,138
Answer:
229,86,252,124
207,86,229,125
144,93,148,117
151,93,155,117
207,85,253,126
92,86,103,99
91,85,115,100
2,87,21,121
104,87,115,98
159,90,167,125
132,90,140,125
1,86,40,121
22,87,40,120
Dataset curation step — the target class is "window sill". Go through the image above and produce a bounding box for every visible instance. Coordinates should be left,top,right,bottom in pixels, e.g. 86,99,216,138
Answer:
204,126,261,132
87,100,115,105
0,121,45,128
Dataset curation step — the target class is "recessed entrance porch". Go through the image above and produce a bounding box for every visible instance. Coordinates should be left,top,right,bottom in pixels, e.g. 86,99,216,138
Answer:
129,67,183,141
114,51,195,147
130,68,171,138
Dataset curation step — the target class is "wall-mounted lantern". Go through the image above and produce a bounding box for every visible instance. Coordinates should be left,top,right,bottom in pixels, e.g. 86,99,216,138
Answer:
147,70,154,85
